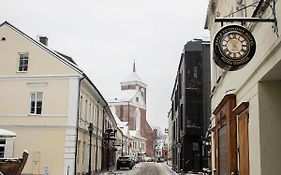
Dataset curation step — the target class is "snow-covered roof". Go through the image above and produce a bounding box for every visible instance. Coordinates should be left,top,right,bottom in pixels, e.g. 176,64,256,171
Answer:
129,130,147,141
0,21,82,74
112,112,128,127
106,90,137,103
118,121,128,128
120,71,147,87
112,112,121,123
0,129,16,138
122,71,143,83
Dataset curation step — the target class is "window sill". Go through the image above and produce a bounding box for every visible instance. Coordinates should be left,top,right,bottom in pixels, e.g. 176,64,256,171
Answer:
28,114,43,117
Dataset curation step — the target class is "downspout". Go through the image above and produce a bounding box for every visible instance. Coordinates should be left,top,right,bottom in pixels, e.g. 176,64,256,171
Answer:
101,107,106,170
95,105,100,172
74,76,85,175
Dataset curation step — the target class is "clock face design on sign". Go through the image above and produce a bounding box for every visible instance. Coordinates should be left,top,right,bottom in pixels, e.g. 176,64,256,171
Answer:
213,25,256,71
220,32,250,60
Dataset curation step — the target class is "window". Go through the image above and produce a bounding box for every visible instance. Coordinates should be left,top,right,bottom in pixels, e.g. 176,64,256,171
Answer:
0,139,6,158
136,97,139,102
30,92,43,115
193,66,198,78
18,53,29,72
85,100,88,121
141,88,145,98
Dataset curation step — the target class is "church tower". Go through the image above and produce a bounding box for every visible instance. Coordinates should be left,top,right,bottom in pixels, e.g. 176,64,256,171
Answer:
120,61,147,103
107,61,155,156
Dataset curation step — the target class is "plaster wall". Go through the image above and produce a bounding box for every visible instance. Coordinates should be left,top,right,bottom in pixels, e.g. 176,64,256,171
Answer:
259,81,281,175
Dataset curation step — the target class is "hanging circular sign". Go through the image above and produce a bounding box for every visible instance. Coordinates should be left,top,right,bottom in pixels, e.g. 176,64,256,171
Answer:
213,25,256,71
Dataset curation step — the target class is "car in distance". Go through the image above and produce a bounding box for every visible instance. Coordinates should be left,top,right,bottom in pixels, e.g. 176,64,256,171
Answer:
147,157,156,162
126,155,138,165
156,157,165,163
137,156,145,163
116,156,134,170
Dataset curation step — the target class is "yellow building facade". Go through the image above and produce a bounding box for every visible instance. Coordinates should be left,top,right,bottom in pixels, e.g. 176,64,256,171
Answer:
0,21,111,175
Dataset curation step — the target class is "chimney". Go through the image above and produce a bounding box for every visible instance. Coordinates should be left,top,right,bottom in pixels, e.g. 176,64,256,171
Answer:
39,36,48,46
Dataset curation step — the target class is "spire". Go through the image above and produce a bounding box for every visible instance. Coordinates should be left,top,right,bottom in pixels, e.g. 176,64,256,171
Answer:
133,60,136,72
121,60,147,87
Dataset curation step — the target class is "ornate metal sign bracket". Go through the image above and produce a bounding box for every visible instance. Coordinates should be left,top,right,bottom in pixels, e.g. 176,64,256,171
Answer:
214,0,278,36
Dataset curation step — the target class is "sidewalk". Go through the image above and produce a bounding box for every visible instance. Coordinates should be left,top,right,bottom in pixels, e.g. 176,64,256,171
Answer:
165,164,207,175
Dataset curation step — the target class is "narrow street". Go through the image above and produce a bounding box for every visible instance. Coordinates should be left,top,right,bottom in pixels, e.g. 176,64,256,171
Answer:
104,162,177,175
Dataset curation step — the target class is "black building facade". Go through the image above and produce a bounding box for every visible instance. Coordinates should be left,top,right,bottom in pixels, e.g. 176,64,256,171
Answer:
171,39,210,173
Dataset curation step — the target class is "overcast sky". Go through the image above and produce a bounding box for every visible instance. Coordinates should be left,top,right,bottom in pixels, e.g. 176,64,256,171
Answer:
1,0,209,131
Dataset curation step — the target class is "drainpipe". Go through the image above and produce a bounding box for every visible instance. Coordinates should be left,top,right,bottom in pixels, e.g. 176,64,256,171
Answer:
95,105,100,172
74,76,85,175
101,107,106,170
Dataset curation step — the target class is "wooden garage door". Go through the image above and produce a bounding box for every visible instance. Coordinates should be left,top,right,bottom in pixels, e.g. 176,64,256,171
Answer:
238,112,249,175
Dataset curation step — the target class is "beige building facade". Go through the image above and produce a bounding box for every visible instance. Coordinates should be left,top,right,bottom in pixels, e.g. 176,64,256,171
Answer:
206,1,281,175
0,21,112,175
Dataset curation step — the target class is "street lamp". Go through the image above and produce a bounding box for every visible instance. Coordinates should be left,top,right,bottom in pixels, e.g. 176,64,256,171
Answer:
88,123,93,175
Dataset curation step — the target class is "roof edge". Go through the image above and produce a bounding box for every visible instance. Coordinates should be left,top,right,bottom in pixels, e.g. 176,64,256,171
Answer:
0,21,83,74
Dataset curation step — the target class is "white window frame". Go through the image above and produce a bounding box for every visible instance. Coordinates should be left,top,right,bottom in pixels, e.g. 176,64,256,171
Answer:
17,52,29,72
29,92,43,115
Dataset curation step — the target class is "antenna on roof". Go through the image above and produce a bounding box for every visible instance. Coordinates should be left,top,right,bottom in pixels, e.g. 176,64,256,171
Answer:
133,59,136,72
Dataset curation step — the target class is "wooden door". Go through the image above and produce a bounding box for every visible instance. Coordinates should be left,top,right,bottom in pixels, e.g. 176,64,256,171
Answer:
219,125,228,175
213,94,237,175
238,112,249,175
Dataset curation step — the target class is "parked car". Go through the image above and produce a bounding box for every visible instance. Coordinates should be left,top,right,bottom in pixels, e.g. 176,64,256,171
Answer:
116,156,134,170
137,156,145,163
147,157,156,162
143,156,150,162
128,155,137,165
156,157,165,163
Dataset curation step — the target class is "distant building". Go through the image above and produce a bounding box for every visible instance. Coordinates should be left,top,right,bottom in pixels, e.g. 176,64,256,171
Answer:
167,109,173,166
107,63,155,156
161,146,168,161
129,130,147,157
111,108,130,158
171,39,210,173
153,127,168,161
